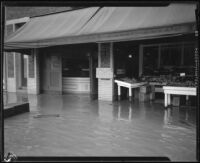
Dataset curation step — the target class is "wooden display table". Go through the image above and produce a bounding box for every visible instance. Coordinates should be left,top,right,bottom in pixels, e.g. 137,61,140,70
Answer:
114,80,147,101
163,86,197,107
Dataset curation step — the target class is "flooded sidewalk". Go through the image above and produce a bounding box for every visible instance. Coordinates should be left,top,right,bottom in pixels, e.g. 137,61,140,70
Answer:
4,93,197,161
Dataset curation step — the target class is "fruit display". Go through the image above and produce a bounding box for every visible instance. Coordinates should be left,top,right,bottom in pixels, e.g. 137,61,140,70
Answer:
166,75,196,87
167,79,196,87
140,75,169,84
140,75,196,87
120,77,138,84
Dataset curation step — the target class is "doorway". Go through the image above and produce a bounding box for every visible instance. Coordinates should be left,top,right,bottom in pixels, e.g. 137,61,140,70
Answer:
17,54,28,90
114,42,139,79
21,55,28,88
40,53,62,94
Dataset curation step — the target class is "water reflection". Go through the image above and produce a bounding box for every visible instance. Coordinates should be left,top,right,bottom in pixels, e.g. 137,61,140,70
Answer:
4,93,196,161
163,106,196,129
117,103,132,121
3,92,29,106
164,107,173,125
3,92,40,112
98,102,114,122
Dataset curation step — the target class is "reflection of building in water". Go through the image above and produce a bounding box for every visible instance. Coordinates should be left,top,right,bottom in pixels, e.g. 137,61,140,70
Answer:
4,92,17,105
98,102,114,122
185,109,189,121
27,94,38,107
164,107,173,125
164,107,190,127
4,92,29,105
117,103,132,121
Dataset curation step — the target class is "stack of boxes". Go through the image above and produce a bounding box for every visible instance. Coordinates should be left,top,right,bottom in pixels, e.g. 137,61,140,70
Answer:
134,85,155,102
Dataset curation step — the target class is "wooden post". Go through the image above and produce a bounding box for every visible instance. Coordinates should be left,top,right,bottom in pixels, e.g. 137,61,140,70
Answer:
129,87,132,101
97,42,114,101
98,43,101,67
139,45,143,77
158,44,161,69
167,94,171,106
118,85,121,100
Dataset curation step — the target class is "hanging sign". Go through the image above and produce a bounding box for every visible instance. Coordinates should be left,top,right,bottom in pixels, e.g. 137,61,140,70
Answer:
96,68,113,78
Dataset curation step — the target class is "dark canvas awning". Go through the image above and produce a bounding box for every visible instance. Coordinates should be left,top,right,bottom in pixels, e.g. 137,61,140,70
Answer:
4,4,196,50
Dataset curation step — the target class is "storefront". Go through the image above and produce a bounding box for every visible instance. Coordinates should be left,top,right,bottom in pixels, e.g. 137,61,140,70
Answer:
38,43,98,95
4,4,198,102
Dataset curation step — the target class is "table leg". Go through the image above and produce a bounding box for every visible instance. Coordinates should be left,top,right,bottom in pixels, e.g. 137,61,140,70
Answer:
129,87,132,101
118,85,121,101
167,94,171,106
128,104,132,120
164,93,168,107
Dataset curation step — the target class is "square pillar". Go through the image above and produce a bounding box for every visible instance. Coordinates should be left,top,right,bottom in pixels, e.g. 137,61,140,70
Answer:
3,52,7,90
6,52,17,92
96,42,114,101
27,49,40,94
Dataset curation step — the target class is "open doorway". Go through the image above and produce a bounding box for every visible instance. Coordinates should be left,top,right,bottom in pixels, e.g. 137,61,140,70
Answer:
114,41,139,79
113,41,139,99
17,54,28,90
21,55,28,88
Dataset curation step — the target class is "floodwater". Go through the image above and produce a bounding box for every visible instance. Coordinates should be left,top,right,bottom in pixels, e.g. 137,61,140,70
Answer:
4,93,197,161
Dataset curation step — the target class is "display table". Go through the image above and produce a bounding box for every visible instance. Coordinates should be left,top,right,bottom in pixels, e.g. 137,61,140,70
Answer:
114,80,147,101
163,86,197,107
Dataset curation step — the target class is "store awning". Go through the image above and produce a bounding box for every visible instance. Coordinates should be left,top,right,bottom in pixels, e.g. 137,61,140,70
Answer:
4,4,196,50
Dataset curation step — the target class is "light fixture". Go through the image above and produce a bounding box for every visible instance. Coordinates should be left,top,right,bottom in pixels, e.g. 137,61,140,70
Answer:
128,54,132,58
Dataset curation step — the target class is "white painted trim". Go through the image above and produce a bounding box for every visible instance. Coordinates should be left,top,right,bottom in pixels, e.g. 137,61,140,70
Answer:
6,17,30,25
141,41,195,48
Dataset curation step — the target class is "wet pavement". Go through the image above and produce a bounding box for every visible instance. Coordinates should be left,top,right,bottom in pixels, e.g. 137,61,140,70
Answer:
4,92,197,161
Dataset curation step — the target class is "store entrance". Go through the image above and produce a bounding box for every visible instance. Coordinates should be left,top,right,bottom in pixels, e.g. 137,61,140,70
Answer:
21,55,28,87
17,54,28,90
113,41,139,100
114,42,139,79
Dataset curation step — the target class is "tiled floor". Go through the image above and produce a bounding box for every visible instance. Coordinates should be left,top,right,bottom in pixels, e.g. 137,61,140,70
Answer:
4,93,197,161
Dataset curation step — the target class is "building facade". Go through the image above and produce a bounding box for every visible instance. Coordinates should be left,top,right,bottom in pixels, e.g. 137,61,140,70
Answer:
4,4,198,102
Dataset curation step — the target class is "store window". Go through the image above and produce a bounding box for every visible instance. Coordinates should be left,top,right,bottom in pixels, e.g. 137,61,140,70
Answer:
62,58,89,77
142,42,195,76
143,46,159,75
183,43,195,66
160,44,182,66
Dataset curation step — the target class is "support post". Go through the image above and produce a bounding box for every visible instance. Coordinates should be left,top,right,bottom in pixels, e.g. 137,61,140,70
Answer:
27,49,40,94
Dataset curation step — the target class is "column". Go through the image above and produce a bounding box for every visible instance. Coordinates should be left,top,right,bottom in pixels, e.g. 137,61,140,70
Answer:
27,49,40,94
7,52,17,92
3,52,7,90
129,87,132,101
117,85,121,100
96,42,114,101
